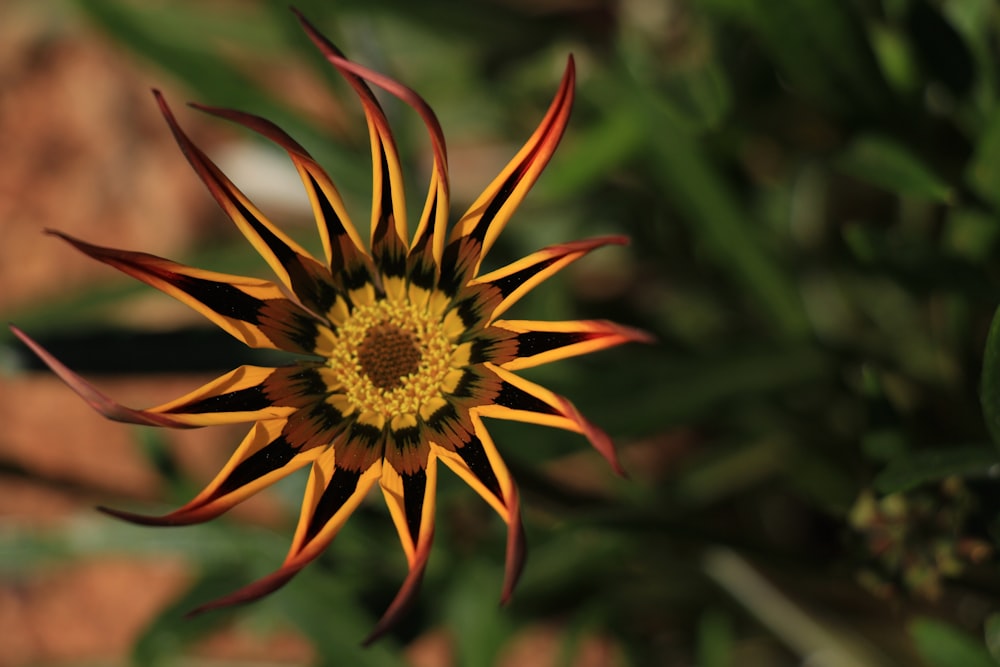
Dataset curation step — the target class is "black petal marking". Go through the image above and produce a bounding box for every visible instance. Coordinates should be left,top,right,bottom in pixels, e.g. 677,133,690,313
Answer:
486,257,558,298
495,381,560,415
309,174,345,242
468,169,522,244
401,470,427,544
306,466,363,541
309,401,347,431
232,195,337,313
165,384,271,414
390,425,422,452
215,436,299,497
456,434,503,502
515,330,591,358
173,275,263,322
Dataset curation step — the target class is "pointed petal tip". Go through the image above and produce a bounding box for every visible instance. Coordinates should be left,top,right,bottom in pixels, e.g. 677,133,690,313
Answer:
555,395,626,475
97,504,186,526
603,444,628,478
362,545,430,646
96,504,172,526
630,327,658,346
97,503,222,527
185,564,303,618
500,500,526,606
10,327,194,429
292,6,343,58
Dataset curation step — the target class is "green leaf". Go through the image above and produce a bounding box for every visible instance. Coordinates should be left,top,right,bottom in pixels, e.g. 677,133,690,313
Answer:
981,306,1000,450
874,445,997,493
703,0,890,115
637,88,810,339
909,617,998,667
836,135,953,202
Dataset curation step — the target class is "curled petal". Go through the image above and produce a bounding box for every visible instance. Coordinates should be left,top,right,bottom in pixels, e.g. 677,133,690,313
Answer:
362,538,432,645
477,363,624,475
494,319,655,371
433,413,523,601
46,230,321,354
312,44,450,268
381,436,436,563
294,11,408,267
11,325,192,428
368,451,438,644
155,92,334,309
474,236,628,321
501,488,526,605
189,103,374,292
187,562,305,617
453,56,576,273
100,420,320,525
189,447,381,616
149,365,295,425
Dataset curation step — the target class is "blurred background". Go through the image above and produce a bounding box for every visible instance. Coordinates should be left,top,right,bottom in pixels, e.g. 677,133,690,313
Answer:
4,0,1000,665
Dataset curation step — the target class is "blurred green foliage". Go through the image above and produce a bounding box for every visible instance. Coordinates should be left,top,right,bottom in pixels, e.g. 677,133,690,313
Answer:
9,0,1000,664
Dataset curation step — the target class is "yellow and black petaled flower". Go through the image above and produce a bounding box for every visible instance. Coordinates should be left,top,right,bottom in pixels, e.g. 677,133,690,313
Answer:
12,11,651,642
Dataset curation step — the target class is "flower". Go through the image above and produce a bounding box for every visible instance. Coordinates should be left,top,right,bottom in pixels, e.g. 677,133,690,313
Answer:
11,11,650,642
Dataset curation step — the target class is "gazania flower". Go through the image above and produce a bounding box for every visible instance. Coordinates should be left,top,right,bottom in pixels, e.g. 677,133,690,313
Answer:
12,12,649,642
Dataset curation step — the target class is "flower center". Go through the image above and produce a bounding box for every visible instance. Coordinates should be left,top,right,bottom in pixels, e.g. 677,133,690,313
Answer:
319,293,460,423
357,323,421,389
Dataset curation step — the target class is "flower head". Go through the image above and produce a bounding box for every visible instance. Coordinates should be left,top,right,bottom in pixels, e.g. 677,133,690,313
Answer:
12,12,650,642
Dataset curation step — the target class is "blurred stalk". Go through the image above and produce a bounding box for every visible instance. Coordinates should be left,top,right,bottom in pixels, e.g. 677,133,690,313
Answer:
704,548,893,667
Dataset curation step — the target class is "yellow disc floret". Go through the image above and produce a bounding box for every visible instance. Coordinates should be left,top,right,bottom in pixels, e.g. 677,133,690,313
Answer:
322,287,461,423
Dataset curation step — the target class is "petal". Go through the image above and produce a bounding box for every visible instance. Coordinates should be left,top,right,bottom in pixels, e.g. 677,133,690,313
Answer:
308,43,450,269
463,325,520,367
432,413,524,601
47,230,322,354
381,423,435,561
494,319,655,371
149,365,296,426
10,325,194,428
189,103,374,297
432,414,514,520
294,12,408,268
368,443,438,644
477,363,624,475
501,489,526,605
155,92,334,308
473,235,628,321
452,56,576,273
99,420,320,525
188,445,382,616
